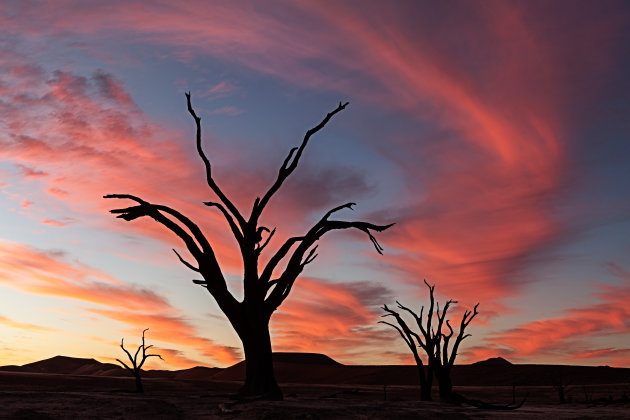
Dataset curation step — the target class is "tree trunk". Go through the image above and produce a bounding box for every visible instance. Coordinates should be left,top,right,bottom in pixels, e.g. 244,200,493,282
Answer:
416,364,432,401
437,369,453,401
236,316,282,400
135,374,144,393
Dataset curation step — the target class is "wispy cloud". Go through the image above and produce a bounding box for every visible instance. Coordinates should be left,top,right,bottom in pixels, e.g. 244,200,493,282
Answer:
203,80,236,100
0,314,54,332
41,217,75,227
467,264,630,366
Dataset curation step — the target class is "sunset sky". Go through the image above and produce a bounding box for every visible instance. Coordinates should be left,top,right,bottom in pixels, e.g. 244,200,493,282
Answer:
1,1,630,370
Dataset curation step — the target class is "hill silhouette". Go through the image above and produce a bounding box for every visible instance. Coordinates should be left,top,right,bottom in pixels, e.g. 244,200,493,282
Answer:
472,357,512,366
1,353,629,387
0,356,124,376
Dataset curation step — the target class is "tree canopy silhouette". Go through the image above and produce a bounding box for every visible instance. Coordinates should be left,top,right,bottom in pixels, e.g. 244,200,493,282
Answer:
106,93,393,400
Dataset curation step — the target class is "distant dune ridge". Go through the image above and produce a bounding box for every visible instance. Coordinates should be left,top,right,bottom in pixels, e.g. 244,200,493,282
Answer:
472,357,512,366
0,355,124,376
1,353,628,386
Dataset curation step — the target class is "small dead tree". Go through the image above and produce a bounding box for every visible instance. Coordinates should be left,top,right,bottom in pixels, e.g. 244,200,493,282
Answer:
381,280,478,402
116,328,163,393
552,367,571,404
106,93,392,400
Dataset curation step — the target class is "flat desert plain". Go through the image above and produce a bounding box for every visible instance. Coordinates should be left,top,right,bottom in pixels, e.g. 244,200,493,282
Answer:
0,354,628,419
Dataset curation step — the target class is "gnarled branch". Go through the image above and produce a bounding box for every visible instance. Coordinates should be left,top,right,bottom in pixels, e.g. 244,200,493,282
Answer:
186,92,246,230
263,203,393,312
251,101,349,223
172,249,200,272
104,194,239,315
204,201,243,245
105,194,212,258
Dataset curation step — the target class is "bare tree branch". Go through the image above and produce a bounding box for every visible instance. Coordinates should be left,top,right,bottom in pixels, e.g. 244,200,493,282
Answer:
256,227,276,254
264,212,393,312
204,201,243,244
105,194,211,258
104,194,239,315
251,101,349,222
448,303,479,367
301,245,318,267
172,249,200,272
379,320,413,350
259,236,304,284
186,92,246,230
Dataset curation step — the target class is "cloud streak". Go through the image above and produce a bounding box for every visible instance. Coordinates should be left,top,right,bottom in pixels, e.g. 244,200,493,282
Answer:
0,239,239,366
470,264,630,366
271,277,395,364
0,314,54,332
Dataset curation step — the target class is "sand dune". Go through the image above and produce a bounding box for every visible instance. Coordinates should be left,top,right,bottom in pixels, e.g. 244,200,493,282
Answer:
2,353,628,387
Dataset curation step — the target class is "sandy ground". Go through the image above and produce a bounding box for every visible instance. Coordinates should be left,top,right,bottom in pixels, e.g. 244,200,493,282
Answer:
0,372,629,419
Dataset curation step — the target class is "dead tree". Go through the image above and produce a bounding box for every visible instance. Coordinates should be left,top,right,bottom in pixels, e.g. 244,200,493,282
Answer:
116,328,163,393
379,303,433,400
106,93,393,400
381,280,478,401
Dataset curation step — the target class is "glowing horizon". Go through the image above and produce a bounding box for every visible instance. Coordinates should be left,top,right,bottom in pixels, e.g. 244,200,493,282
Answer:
1,0,630,369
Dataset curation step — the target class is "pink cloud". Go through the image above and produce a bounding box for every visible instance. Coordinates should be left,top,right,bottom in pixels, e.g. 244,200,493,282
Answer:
271,277,395,364
41,217,75,227
16,164,48,178
472,265,630,366
92,69,136,107
203,80,236,99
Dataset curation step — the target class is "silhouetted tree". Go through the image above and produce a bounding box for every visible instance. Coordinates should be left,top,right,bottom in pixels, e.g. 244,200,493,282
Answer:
552,367,571,404
116,328,163,393
106,93,393,400
381,280,478,401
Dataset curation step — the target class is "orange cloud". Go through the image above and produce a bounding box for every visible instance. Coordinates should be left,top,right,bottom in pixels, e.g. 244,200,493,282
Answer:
101,346,203,370
0,239,238,367
0,240,168,312
0,314,54,332
569,348,630,368
271,277,395,364
87,309,239,365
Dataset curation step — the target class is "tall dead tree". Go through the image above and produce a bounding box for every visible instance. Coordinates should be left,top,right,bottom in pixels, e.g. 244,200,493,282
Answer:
116,328,163,393
381,280,478,401
106,93,393,400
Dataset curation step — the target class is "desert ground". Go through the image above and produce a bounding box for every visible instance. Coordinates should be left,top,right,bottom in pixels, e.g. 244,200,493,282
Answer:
0,354,628,419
